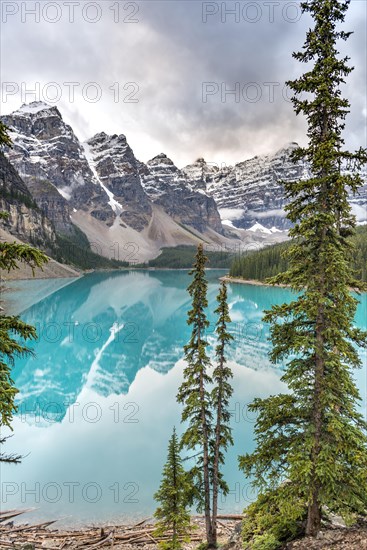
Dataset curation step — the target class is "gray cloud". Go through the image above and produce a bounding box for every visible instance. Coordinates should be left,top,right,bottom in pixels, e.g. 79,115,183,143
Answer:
0,0,366,166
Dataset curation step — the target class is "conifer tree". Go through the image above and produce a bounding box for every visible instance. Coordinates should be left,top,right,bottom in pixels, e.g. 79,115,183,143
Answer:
154,428,192,550
0,123,48,463
177,243,214,545
211,281,234,544
239,0,367,543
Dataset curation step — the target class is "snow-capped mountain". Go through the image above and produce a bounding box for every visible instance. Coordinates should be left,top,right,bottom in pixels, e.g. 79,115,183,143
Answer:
1,103,228,258
3,101,364,265
183,143,367,229
182,143,308,230
1,102,110,233
84,132,152,231
181,157,221,193
141,153,223,234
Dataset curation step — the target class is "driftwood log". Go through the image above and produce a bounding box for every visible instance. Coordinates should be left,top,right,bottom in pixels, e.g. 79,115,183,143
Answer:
0,512,201,549
0,510,241,549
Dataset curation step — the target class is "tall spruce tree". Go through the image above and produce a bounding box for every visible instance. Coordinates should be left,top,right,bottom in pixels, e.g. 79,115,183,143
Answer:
0,122,48,463
211,281,234,545
239,0,367,544
177,250,235,546
177,243,214,545
154,428,192,550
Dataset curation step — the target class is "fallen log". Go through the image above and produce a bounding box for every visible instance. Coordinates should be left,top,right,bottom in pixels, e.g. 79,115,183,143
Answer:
131,518,151,528
0,541,16,548
114,527,156,540
193,514,243,520
78,531,113,549
7,519,58,533
0,513,211,547
0,508,36,522
146,532,158,544
217,520,232,529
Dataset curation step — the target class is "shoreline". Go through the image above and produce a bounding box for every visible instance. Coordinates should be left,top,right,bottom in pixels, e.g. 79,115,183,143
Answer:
0,513,239,549
220,275,289,288
1,266,228,282
2,513,367,549
221,276,367,294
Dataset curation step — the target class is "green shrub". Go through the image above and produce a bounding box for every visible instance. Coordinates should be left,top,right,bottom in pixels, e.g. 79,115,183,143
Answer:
242,487,306,550
251,533,280,550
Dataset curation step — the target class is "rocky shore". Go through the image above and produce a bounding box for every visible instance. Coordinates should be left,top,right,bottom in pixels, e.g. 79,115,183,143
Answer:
0,514,236,549
2,511,367,550
220,276,289,287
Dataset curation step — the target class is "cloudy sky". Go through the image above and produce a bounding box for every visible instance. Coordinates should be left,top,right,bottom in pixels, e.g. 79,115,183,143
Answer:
1,0,366,166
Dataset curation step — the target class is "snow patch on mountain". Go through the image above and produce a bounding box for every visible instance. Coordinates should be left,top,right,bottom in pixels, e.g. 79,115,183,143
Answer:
184,144,367,230
218,208,246,229
248,222,273,234
139,153,223,234
5,102,365,249
58,188,72,200
222,219,237,228
15,101,53,115
82,141,123,216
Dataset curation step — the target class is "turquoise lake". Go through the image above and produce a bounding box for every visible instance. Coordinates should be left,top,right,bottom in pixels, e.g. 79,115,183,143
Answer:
1,270,366,526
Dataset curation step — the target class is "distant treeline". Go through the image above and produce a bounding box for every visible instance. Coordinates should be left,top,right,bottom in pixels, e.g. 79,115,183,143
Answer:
230,225,367,282
140,245,235,269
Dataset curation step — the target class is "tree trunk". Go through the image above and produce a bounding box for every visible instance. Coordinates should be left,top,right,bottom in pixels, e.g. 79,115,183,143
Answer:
173,443,177,547
200,369,213,545
211,358,224,547
211,439,219,546
305,233,326,537
211,418,220,546
306,483,322,536
197,322,213,547
305,104,331,537
305,342,323,536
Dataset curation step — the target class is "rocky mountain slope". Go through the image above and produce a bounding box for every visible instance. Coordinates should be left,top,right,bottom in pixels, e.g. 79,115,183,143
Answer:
84,132,152,231
0,151,124,276
2,103,106,235
0,225,81,281
0,151,56,247
2,102,233,262
183,143,367,229
5,101,365,263
141,153,223,234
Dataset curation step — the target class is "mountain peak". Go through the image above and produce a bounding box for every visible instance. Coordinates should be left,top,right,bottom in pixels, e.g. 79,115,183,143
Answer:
87,131,108,144
151,153,169,160
148,153,176,167
87,132,127,147
14,101,59,116
273,142,299,157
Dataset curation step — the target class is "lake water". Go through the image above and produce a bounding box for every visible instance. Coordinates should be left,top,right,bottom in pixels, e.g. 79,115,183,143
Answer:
1,270,366,527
